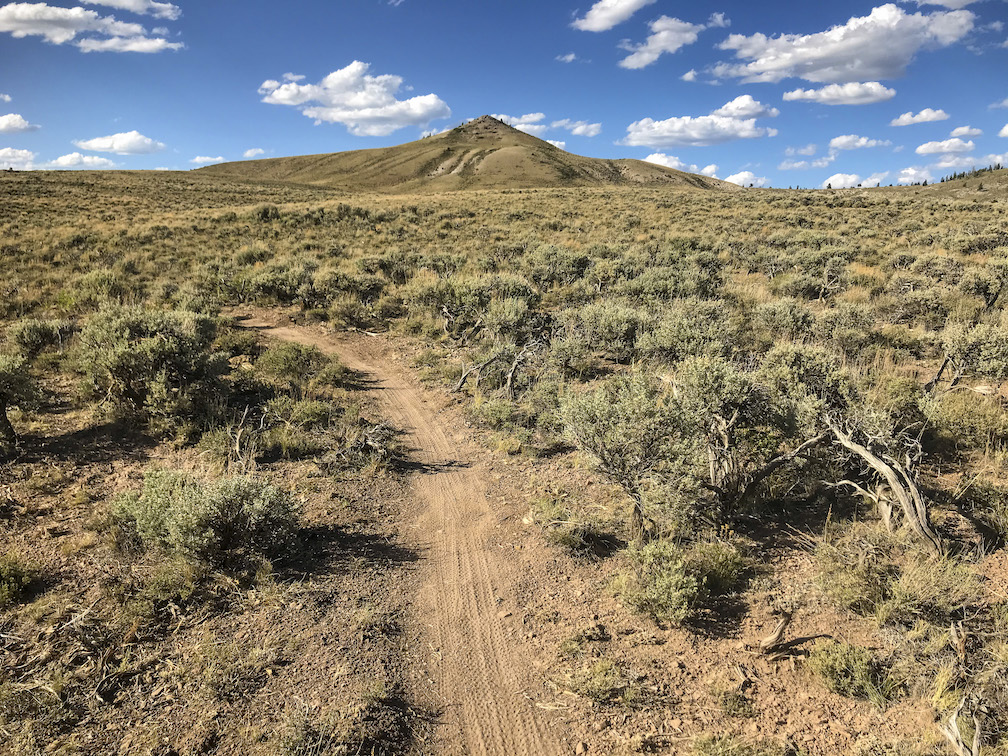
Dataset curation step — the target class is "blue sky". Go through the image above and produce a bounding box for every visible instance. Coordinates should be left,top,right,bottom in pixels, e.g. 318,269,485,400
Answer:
1,0,1006,187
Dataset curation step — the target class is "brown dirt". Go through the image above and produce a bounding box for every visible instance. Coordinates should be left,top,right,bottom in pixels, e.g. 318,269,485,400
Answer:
236,312,567,756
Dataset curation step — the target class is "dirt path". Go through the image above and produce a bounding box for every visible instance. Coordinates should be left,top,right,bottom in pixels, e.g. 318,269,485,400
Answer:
239,314,565,756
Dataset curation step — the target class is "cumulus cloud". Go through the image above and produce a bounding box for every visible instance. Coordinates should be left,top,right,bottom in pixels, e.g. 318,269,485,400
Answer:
783,81,896,105
778,156,835,170
786,144,817,156
81,0,180,20
712,4,974,84
950,125,982,137
0,113,40,132
0,93,11,102
681,69,698,82
864,171,890,186
78,34,180,51
556,52,578,63
546,139,566,150
822,173,862,188
0,146,35,169
622,96,778,148
491,112,547,135
829,134,892,151
897,166,933,183
618,16,705,69
74,129,165,154
711,94,779,119
572,0,656,32
191,155,224,165
916,137,974,154
643,155,719,177
0,2,181,52
243,148,265,159
1000,124,1008,137
725,170,767,187
890,107,949,125
551,118,602,137
931,151,1008,169
43,151,116,168
259,61,451,137
991,97,1008,109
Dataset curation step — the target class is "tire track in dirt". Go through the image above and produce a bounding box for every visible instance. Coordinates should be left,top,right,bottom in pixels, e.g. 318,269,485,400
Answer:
241,316,564,756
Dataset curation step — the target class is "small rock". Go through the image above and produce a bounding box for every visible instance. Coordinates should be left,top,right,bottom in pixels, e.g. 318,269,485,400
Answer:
575,742,588,755
497,610,512,619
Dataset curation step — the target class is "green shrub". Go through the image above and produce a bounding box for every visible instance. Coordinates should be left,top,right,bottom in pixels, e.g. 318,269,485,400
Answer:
615,540,702,624
0,554,32,607
113,470,298,566
256,342,345,399
807,639,897,707
683,540,747,596
7,319,73,358
77,306,228,433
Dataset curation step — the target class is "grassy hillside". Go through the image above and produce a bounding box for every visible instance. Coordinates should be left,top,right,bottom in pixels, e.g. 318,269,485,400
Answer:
198,115,737,192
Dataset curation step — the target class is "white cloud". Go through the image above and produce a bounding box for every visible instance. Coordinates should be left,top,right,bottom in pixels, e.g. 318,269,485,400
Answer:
916,137,974,154
991,97,1008,109
681,69,697,82
546,139,566,150
551,118,602,137
829,134,892,151
0,146,35,169
898,166,933,183
890,107,949,125
707,12,730,28
0,113,40,132
74,129,164,154
78,35,180,51
0,93,10,102
644,152,697,171
822,173,861,188
0,2,179,52
950,125,982,137
931,151,1008,169
711,94,779,119
1001,124,1008,137
491,112,547,135
43,151,116,168
713,4,974,84
618,16,705,69
864,171,890,186
622,96,778,148
282,72,304,82
783,81,896,105
556,52,578,63
725,170,767,187
81,0,180,20
259,61,451,137
778,155,835,170
786,144,817,156
700,164,719,177
572,0,656,32
243,148,265,159
191,155,224,165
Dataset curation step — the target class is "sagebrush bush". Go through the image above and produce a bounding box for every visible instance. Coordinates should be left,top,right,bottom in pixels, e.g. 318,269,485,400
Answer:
77,306,228,433
0,554,32,607
256,342,345,399
114,469,298,565
807,639,897,707
615,540,702,624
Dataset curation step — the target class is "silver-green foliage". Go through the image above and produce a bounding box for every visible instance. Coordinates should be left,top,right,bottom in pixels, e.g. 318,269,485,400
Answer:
114,470,298,564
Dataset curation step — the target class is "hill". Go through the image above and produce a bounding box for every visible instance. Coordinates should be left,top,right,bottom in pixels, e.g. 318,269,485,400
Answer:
197,115,736,192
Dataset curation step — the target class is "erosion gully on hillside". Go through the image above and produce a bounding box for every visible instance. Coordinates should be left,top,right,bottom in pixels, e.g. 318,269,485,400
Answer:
238,312,566,756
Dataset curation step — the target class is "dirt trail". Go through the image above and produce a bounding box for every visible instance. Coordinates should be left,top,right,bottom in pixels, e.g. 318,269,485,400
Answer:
241,315,564,756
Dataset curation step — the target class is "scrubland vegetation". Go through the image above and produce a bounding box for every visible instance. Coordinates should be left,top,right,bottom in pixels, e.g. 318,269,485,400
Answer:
2,167,1008,754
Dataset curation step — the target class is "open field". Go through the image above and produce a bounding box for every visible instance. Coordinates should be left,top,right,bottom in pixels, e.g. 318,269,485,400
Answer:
2,167,1008,756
